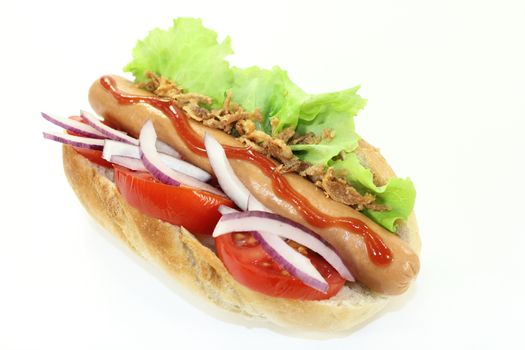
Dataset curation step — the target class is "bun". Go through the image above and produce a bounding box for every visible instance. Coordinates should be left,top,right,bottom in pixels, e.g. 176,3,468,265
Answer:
62,141,420,332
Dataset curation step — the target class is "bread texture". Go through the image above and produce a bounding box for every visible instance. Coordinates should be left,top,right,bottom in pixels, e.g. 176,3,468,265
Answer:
62,143,420,332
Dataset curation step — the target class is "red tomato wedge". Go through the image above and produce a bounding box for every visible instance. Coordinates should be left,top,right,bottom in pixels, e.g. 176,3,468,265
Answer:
215,232,345,300
114,166,235,235
66,116,112,168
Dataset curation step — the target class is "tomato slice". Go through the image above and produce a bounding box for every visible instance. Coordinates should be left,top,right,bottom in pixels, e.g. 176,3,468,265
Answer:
66,116,112,168
215,232,345,300
114,165,235,235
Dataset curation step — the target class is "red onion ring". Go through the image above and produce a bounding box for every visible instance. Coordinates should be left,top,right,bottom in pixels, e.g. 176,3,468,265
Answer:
110,156,147,171
155,140,181,158
204,133,251,210
44,111,180,158
253,231,328,292
216,206,328,292
80,110,139,145
103,140,211,181
139,120,224,196
214,209,354,281
43,132,104,150
41,112,105,139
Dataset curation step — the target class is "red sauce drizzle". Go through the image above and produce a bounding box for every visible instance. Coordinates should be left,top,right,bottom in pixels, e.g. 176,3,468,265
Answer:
100,76,392,265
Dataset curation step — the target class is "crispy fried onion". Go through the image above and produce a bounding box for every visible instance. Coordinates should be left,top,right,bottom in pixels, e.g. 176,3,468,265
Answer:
139,72,387,212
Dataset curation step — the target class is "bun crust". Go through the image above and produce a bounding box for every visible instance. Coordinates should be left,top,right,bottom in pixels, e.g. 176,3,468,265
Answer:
62,143,419,332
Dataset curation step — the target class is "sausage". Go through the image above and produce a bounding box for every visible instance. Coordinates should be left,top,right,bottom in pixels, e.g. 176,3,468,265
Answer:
88,76,420,295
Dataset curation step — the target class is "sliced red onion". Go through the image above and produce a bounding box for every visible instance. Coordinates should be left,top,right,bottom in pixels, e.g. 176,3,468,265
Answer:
43,132,104,150
110,156,147,171
247,195,270,212
45,110,180,157
103,140,181,160
155,140,181,158
103,140,211,181
252,231,328,293
216,206,328,292
139,120,224,196
214,209,354,281
80,110,139,145
204,133,251,210
41,112,105,139
218,206,238,215
159,153,211,182
102,140,140,160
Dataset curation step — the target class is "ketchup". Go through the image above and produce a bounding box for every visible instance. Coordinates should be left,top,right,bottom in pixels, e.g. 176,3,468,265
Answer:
100,76,393,265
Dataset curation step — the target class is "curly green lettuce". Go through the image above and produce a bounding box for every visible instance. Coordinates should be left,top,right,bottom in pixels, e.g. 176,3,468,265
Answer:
230,66,307,133
291,88,366,165
124,18,416,232
124,18,233,107
331,153,416,231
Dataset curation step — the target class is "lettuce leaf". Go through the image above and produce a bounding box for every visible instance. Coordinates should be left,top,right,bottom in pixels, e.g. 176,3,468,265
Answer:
230,66,307,133
331,152,385,193
332,153,416,231
124,18,233,106
230,67,279,117
364,178,416,231
266,69,308,133
290,88,366,164
124,18,416,232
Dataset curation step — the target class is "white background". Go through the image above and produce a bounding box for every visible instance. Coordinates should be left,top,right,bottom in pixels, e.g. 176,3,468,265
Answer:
1,0,524,349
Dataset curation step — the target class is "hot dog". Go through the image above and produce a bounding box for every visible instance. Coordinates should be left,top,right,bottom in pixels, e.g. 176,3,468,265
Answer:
89,76,420,295
42,18,421,331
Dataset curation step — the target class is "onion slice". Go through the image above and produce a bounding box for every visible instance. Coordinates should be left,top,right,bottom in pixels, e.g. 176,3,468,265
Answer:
204,133,251,210
159,153,211,182
155,140,181,158
252,231,329,293
41,112,105,139
218,206,239,215
214,209,354,281
216,206,328,292
139,120,224,196
102,140,140,160
110,156,147,171
103,140,211,181
80,110,139,145
247,195,271,212
44,110,180,157
103,140,181,160
43,132,104,150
